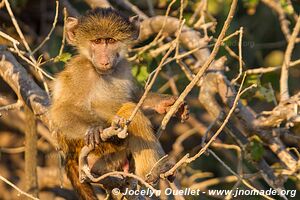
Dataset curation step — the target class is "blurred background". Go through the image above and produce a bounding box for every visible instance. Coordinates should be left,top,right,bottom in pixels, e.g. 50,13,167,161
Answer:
0,0,299,199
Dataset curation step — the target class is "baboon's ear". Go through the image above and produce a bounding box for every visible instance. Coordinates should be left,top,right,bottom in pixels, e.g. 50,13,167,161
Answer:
129,15,140,40
65,17,78,45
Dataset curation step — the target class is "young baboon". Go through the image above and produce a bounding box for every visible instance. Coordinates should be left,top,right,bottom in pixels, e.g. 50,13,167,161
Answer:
50,8,188,199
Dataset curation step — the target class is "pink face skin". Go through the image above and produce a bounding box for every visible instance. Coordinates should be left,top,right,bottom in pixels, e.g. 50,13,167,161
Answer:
89,38,121,74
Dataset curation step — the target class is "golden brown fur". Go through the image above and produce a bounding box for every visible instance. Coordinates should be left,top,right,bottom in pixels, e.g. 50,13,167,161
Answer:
51,54,164,173
51,55,134,140
65,154,98,200
50,8,181,200
51,57,165,198
74,8,138,44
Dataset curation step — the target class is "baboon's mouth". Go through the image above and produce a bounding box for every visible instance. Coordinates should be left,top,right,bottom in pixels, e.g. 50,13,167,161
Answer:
94,66,115,75
122,158,130,173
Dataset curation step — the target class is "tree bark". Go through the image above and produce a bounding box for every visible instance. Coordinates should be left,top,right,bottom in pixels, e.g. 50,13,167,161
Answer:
24,105,39,198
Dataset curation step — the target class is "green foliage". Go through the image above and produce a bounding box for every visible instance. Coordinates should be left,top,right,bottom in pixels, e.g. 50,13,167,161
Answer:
280,0,294,14
257,85,275,103
246,74,260,86
247,136,265,162
132,64,149,84
244,74,276,103
54,53,72,63
132,49,156,85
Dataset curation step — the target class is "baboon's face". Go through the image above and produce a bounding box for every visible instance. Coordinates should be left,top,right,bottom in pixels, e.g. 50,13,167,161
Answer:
88,38,123,74
65,16,130,74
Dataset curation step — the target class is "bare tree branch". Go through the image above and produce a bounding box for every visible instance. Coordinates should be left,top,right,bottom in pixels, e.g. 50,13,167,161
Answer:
158,0,238,134
0,175,39,200
0,47,50,127
24,105,39,198
280,16,300,102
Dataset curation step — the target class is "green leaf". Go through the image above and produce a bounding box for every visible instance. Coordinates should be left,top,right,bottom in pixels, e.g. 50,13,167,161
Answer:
132,65,149,85
248,136,265,161
258,85,274,103
280,0,294,15
54,53,72,63
245,74,260,86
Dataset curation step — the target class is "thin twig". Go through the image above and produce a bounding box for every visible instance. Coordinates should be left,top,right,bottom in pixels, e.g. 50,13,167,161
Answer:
0,31,20,45
192,175,238,191
61,0,79,16
162,73,256,178
81,166,160,197
194,0,209,38
189,0,204,24
223,30,241,42
158,0,239,135
39,7,68,67
131,0,176,56
127,41,176,123
261,0,291,40
246,58,300,74
0,146,25,153
280,16,300,102
31,1,59,55
212,142,242,174
0,175,39,200
0,100,23,115
175,0,184,57
207,149,274,200
201,114,222,147
188,75,255,162
177,60,194,81
113,0,148,20
126,20,185,124
147,155,169,178
157,75,179,93
4,0,32,53
225,179,242,200
231,27,243,84
172,128,197,155
59,7,67,56
147,29,236,70
4,0,53,92
9,44,55,80
85,0,111,9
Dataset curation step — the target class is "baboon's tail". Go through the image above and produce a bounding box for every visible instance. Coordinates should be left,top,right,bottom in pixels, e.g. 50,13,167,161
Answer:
65,157,98,200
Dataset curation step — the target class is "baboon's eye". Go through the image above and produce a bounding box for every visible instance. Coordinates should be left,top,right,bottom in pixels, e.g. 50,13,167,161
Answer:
106,38,116,44
92,38,102,44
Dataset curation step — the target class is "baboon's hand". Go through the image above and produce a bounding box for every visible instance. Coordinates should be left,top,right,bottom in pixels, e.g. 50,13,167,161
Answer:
100,116,129,141
111,115,129,139
84,126,103,148
155,96,189,122
154,96,177,114
111,115,128,129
